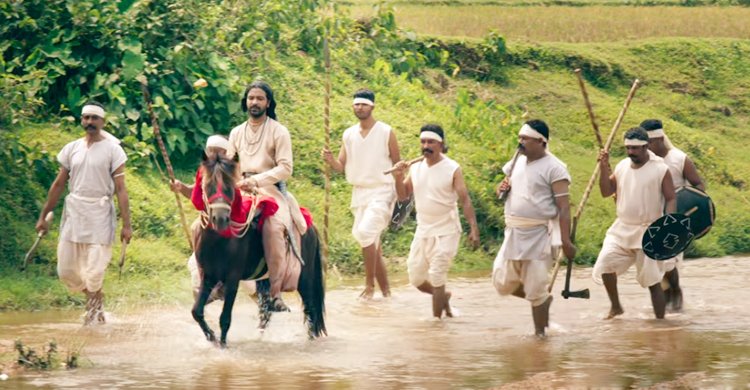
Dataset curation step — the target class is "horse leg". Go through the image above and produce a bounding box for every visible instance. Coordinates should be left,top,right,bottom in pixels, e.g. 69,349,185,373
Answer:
256,278,273,331
219,281,239,348
192,278,218,343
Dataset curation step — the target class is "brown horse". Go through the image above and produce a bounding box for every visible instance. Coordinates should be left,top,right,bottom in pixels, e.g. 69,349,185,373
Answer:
191,153,326,347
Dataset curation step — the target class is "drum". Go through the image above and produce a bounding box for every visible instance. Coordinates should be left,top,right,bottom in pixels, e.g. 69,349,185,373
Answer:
675,186,715,240
642,213,694,260
390,195,414,231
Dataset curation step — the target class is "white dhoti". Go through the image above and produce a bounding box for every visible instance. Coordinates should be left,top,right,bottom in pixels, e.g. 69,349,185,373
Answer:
592,234,666,288
350,185,395,248
407,233,460,288
57,240,112,292
663,253,684,273
492,216,558,306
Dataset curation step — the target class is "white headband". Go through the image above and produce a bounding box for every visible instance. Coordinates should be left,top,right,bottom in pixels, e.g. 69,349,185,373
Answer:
352,97,374,106
205,135,230,151
624,138,648,146
81,105,105,118
647,129,666,138
420,131,443,142
519,124,547,143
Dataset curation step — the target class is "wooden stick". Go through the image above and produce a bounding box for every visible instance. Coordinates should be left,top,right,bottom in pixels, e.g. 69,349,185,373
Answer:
549,78,640,294
497,146,522,202
140,80,193,250
323,37,331,261
574,68,604,149
383,156,425,175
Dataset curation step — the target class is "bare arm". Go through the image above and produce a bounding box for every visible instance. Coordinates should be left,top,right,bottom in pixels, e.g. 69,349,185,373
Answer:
390,161,413,201
35,167,70,233
113,164,132,243
662,171,676,214
170,180,194,198
683,157,705,191
322,146,346,174
598,150,617,198
453,168,479,249
388,130,401,164
552,180,576,260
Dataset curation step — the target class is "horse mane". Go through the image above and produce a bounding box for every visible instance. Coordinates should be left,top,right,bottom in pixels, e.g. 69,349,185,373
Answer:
201,153,238,192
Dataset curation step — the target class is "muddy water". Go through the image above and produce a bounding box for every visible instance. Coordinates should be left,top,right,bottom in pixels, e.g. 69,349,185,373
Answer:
2,256,749,389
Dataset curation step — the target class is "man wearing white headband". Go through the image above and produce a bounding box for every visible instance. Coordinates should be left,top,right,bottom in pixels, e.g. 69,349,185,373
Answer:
323,88,401,299
593,127,676,320
35,101,131,325
391,124,480,319
492,119,575,338
642,119,704,312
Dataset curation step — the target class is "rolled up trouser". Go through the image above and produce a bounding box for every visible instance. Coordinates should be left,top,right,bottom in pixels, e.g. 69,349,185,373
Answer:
57,240,112,293
492,257,550,307
407,233,460,288
262,214,301,297
351,201,392,248
592,235,666,288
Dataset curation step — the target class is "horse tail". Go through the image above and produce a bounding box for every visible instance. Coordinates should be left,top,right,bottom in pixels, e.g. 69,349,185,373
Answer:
299,225,326,338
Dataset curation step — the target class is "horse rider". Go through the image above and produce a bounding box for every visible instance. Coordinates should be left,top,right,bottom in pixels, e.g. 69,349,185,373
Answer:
35,101,131,325
642,119,705,312
593,127,676,320
227,80,308,312
322,88,401,299
391,124,480,319
492,120,576,338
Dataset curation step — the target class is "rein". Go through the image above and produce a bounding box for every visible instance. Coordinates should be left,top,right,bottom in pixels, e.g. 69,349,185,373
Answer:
201,186,260,239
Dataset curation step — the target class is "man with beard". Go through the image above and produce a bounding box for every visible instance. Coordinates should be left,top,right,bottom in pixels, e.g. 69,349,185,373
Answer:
492,120,576,338
593,127,676,320
390,124,479,318
642,119,705,312
322,89,401,299
226,81,306,312
35,101,131,325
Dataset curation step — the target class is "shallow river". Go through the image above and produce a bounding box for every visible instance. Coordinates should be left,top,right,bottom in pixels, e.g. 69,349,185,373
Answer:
2,256,749,389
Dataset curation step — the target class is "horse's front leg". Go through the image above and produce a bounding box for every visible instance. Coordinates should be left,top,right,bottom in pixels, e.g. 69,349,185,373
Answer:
192,277,218,343
219,281,240,348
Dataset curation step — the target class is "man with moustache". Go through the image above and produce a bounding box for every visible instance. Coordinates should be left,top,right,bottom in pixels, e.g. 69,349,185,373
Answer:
226,81,306,312
642,119,705,312
35,101,131,325
391,124,480,318
593,127,676,320
322,88,401,299
492,120,576,338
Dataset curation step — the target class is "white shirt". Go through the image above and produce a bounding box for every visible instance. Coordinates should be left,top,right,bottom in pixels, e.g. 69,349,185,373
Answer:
343,121,395,188
57,137,127,244
662,147,687,188
410,156,462,238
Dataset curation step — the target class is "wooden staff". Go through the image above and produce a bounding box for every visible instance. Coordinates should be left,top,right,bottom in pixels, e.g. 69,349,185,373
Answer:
383,156,425,175
549,78,640,295
497,145,522,202
574,68,604,149
140,79,193,250
322,37,332,260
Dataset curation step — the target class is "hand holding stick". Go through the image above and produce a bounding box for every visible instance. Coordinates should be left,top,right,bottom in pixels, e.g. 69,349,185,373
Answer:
383,156,425,175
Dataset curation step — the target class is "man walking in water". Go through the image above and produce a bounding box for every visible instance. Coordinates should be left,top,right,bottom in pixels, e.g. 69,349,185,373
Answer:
35,101,131,325
391,124,479,318
593,127,676,320
323,88,401,299
492,120,576,338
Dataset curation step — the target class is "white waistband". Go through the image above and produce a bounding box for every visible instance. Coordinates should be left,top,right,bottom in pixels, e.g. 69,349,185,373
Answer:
505,215,549,228
70,193,111,206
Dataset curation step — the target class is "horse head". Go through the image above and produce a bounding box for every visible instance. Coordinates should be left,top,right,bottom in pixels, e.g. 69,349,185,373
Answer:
201,152,238,232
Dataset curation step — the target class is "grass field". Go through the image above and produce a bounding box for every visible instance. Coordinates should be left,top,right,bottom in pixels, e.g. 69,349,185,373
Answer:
348,5,750,42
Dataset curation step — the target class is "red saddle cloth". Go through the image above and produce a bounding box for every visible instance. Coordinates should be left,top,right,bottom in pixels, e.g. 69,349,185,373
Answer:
190,170,279,237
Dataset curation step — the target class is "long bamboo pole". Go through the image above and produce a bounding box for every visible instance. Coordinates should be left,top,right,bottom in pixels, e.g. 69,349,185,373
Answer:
323,37,332,261
140,80,193,250
549,77,640,294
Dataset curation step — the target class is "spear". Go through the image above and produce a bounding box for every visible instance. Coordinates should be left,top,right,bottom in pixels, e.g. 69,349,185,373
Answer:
139,78,193,250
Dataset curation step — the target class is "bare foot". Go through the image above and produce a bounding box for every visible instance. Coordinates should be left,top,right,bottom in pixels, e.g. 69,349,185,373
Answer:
358,286,374,300
604,307,624,320
444,292,453,318
381,289,392,298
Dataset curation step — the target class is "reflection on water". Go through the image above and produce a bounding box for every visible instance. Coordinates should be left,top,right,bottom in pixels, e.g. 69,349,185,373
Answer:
1,257,749,389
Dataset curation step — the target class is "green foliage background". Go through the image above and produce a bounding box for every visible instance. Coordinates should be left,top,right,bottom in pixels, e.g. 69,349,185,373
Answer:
1,0,748,310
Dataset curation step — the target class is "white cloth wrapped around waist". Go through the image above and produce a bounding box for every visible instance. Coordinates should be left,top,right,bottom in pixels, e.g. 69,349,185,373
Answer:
605,218,652,249
60,193,116,245
498,214,561,261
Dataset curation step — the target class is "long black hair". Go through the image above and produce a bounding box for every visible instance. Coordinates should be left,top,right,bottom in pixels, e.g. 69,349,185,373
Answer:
241,81,277,120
